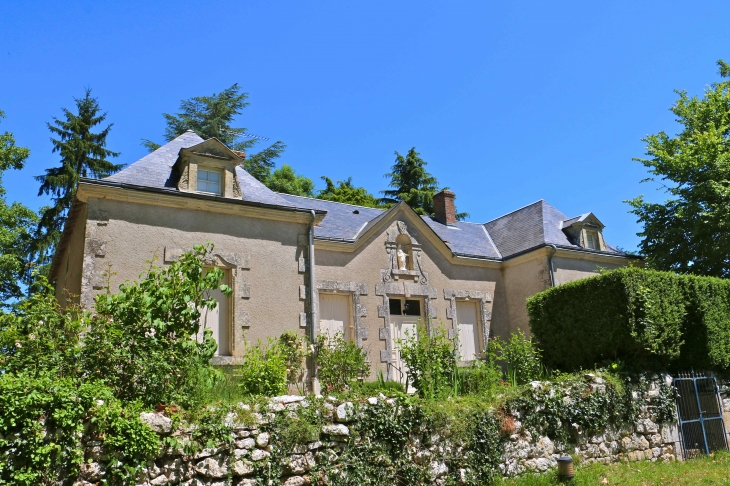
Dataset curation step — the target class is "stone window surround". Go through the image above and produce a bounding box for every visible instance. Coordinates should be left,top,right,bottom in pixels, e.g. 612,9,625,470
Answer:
178,154,242,199
164,247,251,365
313,280,369,349
444,289,492,360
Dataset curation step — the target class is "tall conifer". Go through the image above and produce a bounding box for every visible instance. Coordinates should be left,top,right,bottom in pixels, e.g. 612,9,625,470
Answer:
33,89,122,270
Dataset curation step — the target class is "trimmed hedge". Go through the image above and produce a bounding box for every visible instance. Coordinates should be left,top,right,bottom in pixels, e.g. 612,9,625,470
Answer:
527,267,730,371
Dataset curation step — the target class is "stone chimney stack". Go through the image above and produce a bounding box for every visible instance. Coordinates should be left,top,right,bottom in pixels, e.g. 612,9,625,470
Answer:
433,190,456,226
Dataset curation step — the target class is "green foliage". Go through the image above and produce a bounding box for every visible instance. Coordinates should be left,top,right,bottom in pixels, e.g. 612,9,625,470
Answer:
399,322,457,398
626,59,730,277
238,338,289,397
266,164,315,197
85,244,229,407
315,332,369,392
33,89,122,271
497,330,547,386
317,176,384,208
381,147,468,219
506,374,638,446
0,110,37,303
0,374,159,485
465,411,503,485
142,83,287,186
526,267,730,371
279,330,310,393
454,350,504,397
1,244,229,408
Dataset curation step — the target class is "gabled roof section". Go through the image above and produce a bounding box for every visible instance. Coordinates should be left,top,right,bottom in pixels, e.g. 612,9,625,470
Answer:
421,217,501,259
560,212,605,229
179,137,243,162
105,131,204,188
276,194,385,240
236,167,295,207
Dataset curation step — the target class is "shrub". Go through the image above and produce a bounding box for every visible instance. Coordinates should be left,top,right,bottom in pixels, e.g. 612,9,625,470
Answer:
315,332,368,392
527,267,730,371
496,330,546,386
279,330,310,393
238,338,288,396
399,322,457,399
0,374,159,485
0,244,229,408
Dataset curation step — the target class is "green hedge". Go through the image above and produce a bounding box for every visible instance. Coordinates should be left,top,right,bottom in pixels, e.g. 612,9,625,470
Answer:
527,267,730,371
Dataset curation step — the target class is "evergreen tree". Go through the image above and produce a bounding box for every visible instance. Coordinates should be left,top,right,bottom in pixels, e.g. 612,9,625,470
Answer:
317,176,384,208
142,84,286,185
381,147,468,219
267,165,315,197
0,110,38,303
33,89,121,270
627,60,730,277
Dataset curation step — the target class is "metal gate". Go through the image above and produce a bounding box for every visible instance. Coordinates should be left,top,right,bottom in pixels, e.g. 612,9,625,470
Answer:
673,371,728,457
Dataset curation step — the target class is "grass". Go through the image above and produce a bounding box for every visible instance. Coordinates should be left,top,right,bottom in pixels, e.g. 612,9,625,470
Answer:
496,452,730,485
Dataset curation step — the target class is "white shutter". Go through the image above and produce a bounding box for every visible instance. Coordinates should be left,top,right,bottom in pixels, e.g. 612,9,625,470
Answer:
456,301,479,361
199,269,231,356
319,294,350,341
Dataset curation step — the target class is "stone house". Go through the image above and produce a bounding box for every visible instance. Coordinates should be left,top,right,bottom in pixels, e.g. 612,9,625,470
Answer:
51,131,638,384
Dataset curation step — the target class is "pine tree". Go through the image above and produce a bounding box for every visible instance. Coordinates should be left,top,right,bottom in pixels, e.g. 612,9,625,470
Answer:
0,110,38,302
33,89,122,270
381,147,468,219
142,84,286,185
317,176,384,208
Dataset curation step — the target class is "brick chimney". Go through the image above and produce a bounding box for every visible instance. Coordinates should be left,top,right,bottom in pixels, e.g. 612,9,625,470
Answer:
433,190,456,226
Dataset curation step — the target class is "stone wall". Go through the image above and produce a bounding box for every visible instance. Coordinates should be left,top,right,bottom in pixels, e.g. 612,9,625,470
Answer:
71,376,703,486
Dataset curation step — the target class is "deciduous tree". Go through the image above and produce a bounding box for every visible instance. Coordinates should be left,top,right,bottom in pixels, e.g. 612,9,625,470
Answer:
626,60,730,277
317,176,384,208
0,111,38,303
267,164,314,197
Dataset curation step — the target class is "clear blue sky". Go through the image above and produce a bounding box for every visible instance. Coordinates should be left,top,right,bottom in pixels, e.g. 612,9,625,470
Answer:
1,1,728,252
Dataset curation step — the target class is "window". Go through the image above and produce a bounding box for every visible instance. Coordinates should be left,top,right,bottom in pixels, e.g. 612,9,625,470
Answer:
197,168,221,195
319,293,352,341
586,231,599,250
198,269,231,356
456,301,480,362
389,297,421,316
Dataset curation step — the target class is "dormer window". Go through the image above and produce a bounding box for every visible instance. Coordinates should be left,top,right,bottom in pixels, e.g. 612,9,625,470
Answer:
197,168,221,195
586,231,599,250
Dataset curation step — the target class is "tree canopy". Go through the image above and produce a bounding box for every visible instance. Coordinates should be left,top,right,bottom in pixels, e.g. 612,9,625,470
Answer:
626,60,730,277
33,90,121,272
0,111,38,303
317,176,384,208
267,164,315,197
381,147,467,219
142,84,286,187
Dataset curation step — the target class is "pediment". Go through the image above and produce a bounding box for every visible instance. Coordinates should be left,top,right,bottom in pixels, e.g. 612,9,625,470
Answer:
180,138,242,163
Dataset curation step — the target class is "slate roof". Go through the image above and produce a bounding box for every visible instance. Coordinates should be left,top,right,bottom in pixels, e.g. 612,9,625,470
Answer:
106,131,205,188
102,133,627,261
484,200,624,258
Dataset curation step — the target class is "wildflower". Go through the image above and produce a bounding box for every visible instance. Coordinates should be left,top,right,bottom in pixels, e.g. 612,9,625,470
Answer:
28,333,35,340
38,320,44,325
14,341,22,348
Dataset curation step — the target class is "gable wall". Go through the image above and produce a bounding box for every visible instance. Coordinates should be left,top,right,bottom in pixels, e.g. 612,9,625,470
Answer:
53,203,88,308
71,196,310,358
314,211,502,379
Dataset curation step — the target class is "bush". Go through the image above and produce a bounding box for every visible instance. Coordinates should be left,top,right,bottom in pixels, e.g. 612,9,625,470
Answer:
315,332,368,392
496,330,546,386
0,374,159,485
399,322,457,399
527,267,730,371
238,338,289,396
0,244,230,408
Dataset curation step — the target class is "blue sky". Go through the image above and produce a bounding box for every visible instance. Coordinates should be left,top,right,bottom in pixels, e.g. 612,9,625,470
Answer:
1,1,728,252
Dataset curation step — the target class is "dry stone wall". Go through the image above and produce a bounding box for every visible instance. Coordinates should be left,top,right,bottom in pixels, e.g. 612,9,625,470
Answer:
70,376,696,486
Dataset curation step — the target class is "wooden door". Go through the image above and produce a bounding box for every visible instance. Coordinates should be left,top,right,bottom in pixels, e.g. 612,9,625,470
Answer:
456,300,479,361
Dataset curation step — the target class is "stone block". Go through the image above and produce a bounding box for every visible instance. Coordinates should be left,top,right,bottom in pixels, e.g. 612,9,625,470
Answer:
140,412,173,434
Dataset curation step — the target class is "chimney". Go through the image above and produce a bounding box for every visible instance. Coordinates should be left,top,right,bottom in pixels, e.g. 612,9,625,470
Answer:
433,190,456,226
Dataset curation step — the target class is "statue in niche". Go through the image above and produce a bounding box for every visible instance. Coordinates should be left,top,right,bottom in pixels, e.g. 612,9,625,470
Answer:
397,247,408,270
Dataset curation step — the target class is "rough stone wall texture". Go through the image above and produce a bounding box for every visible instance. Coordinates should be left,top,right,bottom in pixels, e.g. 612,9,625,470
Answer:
71,380,693,486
